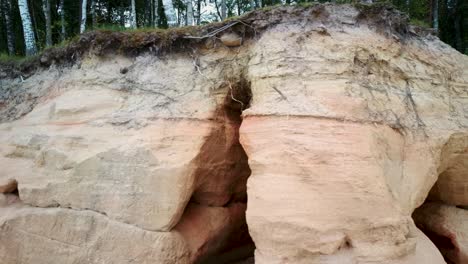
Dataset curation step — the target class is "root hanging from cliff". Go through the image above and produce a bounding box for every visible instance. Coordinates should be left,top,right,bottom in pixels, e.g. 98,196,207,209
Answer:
175,76,254,264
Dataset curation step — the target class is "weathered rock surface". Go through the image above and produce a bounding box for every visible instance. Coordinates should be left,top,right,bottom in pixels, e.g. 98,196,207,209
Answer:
0,52,252,262
429,133,468,206
0,3,467,264
239,4,467,264
0,206,190,264
413,202,468,264
221,33,243,47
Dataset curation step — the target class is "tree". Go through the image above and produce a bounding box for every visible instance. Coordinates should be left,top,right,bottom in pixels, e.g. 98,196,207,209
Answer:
18,0,37,55
221,0,226,20
59,0,66,41
157,0,168,28
432,0,439,32
90,0,97,28
186,0,193,25
154,0,158,26
0,0,466,57
452,0,462,51
130,0,137,28
42,0,52,47
162,0,176,26
2,0,15,55
80,0,87,33
196,0,200,25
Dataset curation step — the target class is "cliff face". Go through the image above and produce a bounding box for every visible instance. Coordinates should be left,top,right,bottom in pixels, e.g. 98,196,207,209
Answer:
0,4,467,264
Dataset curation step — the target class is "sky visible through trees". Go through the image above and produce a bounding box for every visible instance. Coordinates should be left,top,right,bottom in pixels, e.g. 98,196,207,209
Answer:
0,0,467,57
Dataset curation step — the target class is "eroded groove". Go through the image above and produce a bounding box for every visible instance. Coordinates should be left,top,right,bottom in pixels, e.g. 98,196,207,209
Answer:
175,75,254,264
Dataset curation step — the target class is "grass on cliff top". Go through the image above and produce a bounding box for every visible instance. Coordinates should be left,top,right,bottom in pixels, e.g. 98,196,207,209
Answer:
0,2,412,76
0,52,39,65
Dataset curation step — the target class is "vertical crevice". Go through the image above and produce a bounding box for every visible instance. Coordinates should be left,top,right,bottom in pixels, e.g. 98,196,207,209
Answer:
175,75,254,264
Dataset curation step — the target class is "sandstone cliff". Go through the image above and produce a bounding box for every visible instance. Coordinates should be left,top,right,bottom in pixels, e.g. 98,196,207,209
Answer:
0,3,467,264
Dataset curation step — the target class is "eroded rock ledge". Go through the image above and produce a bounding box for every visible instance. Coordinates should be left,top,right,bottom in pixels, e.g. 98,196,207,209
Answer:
1,3,467,264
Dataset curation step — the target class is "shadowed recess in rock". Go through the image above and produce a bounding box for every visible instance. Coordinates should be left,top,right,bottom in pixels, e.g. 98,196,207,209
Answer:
413,133,468,264
0,179,20,206
175,76,255,264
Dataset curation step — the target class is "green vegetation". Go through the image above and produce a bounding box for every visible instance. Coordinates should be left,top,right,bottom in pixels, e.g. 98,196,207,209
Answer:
410,18,430,27
0,0,467,57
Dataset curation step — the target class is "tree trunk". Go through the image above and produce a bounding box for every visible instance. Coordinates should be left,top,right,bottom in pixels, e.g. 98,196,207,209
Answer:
120,6,125,27
80,0,87,33
90,0,97,28
162,0,176,26
406,0,410,15
59,0,66,41
453,0,462,52
106,0,112,24
221,0,226,20
130,0,137,28
30,0,40,44
18,0,37,55
196,0,200,25
432,0,439,32
176,5,181,26
214,0,221,21
157,0,168,28
154,0,158,27
186,0,193,26
146,0,151,26
250,0,255,10
42,0,52,47
2,0,15,55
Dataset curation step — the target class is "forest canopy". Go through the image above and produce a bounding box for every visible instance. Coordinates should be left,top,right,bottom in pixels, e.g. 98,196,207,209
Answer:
0,0,467,58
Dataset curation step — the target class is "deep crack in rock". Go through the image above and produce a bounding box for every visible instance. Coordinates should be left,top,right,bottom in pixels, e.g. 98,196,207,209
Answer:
175,75,254,263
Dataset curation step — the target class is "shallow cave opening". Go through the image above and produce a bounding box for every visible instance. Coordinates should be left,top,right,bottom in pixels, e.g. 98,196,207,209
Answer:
412,133,468,264
176,76,255,264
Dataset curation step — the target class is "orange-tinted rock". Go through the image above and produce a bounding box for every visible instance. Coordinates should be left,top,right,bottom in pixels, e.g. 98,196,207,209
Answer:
0,179,17,193
175,203,251,263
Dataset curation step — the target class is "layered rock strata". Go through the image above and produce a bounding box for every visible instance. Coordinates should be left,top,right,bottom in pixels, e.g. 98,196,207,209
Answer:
0,3,467,264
